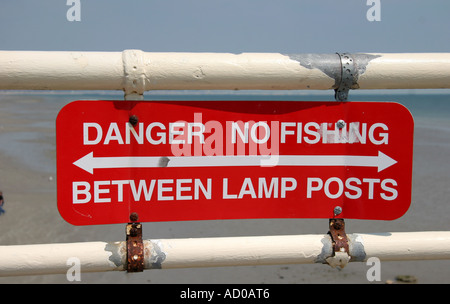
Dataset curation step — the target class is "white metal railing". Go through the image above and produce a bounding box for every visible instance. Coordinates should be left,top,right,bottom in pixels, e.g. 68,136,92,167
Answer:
1,50,450,98
1,232,449,277
0,50,450,277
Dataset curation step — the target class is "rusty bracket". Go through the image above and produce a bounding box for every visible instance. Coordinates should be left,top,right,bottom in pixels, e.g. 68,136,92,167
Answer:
326,218,350,268
126,212,144,272
328,218,349,254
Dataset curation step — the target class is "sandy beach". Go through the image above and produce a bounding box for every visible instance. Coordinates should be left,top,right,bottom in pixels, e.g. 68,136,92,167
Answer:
0,92,449,284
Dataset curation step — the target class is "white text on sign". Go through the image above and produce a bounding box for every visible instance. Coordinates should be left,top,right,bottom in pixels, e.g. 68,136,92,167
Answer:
72,176,398,204
82,118,389,157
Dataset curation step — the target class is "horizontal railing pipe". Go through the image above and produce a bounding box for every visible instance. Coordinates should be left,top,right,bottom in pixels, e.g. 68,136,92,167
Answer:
1,51,449,277
1,51,449,94
1,231,449,277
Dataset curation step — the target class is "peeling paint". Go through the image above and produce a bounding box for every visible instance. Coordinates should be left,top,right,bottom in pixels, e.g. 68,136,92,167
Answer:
315,233,366,264
352,53,382,77
286,53,341,88
348,234,367,262
104,241,126,269
315,234,333,264
145,240,167,269
286,53,381,89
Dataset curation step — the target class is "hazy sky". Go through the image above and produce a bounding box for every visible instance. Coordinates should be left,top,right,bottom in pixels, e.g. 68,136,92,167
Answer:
1,0,449,53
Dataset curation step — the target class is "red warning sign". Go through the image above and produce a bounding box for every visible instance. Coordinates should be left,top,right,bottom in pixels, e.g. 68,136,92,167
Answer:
56,100,414,225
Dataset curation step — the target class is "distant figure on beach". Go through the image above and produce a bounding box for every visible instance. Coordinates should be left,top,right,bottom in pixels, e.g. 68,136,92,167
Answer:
0,191,5,215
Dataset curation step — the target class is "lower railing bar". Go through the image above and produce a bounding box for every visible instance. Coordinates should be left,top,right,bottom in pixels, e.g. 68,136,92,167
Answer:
0,231,449,277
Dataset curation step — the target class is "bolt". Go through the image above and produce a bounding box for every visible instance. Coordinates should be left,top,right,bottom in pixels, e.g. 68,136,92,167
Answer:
336,120,345,129
129,115,139,126
334,206,342,216
130,212,139,222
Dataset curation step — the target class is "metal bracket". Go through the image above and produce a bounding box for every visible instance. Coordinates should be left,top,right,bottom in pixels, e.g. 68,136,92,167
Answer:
326,218,350,268
334,53,358,102
122,49,146,100
126,212,144,272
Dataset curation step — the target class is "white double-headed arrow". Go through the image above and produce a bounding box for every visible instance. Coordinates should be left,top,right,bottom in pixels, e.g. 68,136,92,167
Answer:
73,151,397,174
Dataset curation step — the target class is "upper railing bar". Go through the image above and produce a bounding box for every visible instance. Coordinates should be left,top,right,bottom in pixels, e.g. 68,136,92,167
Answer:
1,51,449,97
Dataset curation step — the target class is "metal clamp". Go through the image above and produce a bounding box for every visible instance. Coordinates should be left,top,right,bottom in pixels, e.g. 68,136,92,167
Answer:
126,212,144,272
122,49,146,100
334,53,358,102
326,218,350,268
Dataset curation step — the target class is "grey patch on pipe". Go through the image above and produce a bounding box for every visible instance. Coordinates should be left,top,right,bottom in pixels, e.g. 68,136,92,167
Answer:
147,240,167,269
348,234,367,262
316,233,366,264
315,234,334,264
286,53,381,89
286,53,341,88
352,53,381,77
105,242,126,269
